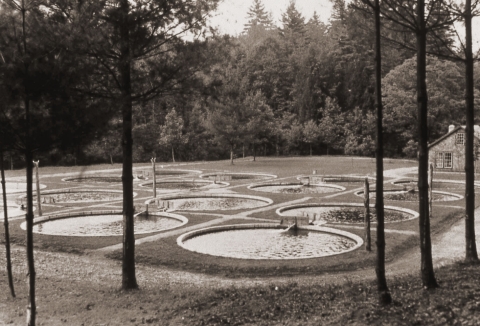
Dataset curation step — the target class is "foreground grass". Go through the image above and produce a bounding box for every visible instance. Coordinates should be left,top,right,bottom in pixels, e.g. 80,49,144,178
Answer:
1,260,480,325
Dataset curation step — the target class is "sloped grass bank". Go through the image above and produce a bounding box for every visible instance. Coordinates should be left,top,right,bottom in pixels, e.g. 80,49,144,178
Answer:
176,261,480,326
1,257,479,325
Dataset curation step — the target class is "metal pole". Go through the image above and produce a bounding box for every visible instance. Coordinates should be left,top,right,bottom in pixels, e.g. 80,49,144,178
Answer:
33,160,42,216
151,157,156,198
364,177,371,251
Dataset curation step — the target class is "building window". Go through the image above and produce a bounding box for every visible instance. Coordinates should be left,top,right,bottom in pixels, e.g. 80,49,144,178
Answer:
436,152,444,168
456,133,465,145
435,152,453,169
444,152,453,168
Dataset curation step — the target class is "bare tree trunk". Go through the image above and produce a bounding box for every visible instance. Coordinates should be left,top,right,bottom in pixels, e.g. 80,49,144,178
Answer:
253,143,256,161
364,177,371,251
171,146,175,163
464,0,479,263
416,0,438,289
242,144,245,159
1,150,15,298
110,154,113,165
19,5,36,324
373,0,392,303
120,0,138,290
230,145,234,165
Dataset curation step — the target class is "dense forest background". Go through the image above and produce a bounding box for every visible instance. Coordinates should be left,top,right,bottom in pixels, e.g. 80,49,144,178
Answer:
1,0,479,167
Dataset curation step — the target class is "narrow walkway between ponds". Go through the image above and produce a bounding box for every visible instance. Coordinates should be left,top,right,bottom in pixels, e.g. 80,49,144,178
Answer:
94,197,311,252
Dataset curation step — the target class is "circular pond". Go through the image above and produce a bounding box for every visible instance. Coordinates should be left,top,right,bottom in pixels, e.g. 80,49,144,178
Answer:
23,211,187,236
0,202,27,218
354,189,463,202
248,183,345,194
62,176,122,183
148,194,273,211
154,169,201,176
140,180,229,192
392,179,466,190
0,182,46,194
178,224,362,260
17,189,130,204
297,175,375,185
277,203,418,224
200,172,277,181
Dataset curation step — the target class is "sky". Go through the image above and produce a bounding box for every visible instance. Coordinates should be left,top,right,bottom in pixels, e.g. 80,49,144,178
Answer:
209,0,333,36
209,0,480,51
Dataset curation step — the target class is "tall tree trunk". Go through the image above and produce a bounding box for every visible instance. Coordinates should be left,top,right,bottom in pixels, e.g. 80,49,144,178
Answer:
20,5,36,325
253,143,256,161
464,0,478,262
416,0,438,288
242,144,245,159
120,0,138,290
230,145,234,165
172,146,175,163
1,150,15,298
373,0,392,304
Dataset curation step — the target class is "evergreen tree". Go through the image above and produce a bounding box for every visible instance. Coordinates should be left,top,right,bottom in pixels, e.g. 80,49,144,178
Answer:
243,0,273,33
280,1,306,38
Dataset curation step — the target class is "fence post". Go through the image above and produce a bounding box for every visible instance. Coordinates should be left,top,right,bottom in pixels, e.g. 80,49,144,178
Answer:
151,157,156,198
33,160,42,217
428,162,433,219
364,177,371,251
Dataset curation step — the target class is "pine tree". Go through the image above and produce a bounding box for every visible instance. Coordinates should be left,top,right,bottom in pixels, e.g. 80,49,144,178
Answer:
243,0,273,33
280,1,306,37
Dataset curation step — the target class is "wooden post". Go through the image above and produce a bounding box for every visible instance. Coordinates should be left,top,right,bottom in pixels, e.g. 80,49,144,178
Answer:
364,177,371,251
151,157,156,198
428,162,433,219
33,160,42,217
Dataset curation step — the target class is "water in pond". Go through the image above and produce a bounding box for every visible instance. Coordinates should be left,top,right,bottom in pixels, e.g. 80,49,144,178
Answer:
32,214,182,236
253,184,339,194
282,206,412,223
66,176,121,183
182,228,357,259
171,197,268,210
35,192,123,203
0,182,46,194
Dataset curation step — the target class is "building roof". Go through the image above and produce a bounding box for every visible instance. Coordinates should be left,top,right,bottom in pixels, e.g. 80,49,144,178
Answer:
428,125,480,149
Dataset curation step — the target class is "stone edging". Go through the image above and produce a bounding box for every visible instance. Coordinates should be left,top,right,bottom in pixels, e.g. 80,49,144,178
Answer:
176,223,364,260
276,202,419,224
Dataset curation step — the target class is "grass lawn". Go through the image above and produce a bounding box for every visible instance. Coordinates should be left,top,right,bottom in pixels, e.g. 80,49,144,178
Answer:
3,156,480,325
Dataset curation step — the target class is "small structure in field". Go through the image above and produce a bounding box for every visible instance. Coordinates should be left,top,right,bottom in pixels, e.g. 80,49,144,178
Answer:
428,125,480,172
